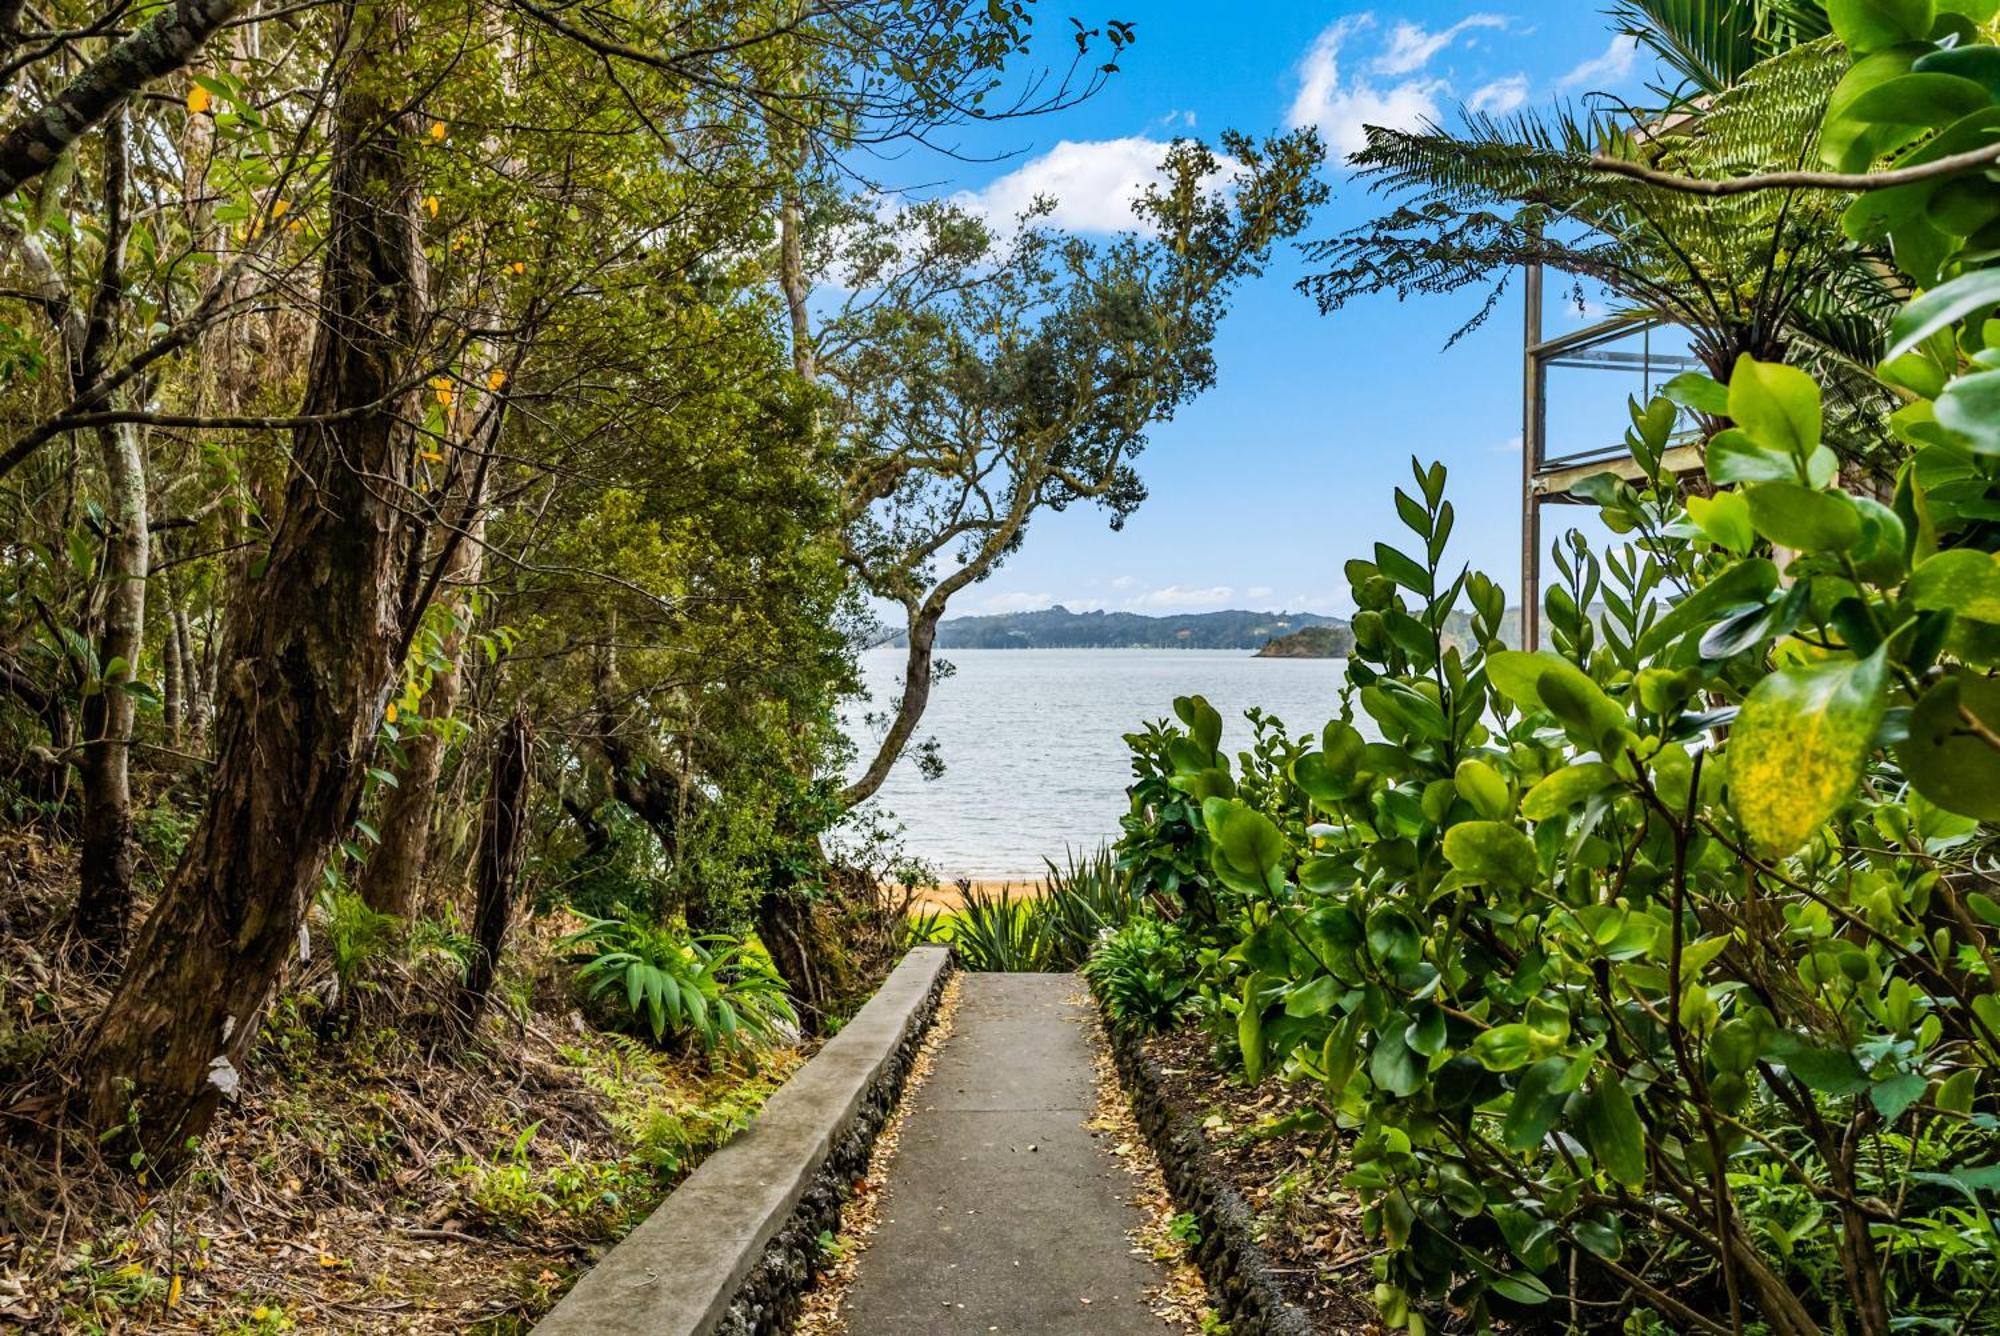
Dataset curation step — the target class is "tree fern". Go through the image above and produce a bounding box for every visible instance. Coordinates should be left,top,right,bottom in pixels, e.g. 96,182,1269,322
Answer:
1301,36,1899,463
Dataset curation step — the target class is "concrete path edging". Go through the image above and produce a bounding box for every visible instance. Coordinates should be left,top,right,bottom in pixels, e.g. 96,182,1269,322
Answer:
533,944,952,1336
1099,1008,1318,1336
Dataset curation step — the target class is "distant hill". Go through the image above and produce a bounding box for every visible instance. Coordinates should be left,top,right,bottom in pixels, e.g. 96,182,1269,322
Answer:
887,606,1346,650
1255,624,1355,658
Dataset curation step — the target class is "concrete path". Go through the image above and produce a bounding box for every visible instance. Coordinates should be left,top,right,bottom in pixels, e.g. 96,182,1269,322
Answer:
839,973,1180,1334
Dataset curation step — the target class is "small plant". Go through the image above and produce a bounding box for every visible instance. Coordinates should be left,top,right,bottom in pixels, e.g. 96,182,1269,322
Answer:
1083,917,1194,1035
564,913,796,1052
1167,1210,1202,1249
313,884,400,1002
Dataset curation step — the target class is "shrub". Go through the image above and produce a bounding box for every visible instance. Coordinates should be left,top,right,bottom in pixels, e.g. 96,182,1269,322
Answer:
920,849,1146,972
1082,917,1194,1035
563,913,795,1052
1111,412,2000,1331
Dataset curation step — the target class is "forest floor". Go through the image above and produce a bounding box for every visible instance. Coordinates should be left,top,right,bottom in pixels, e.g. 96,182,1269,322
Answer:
0,830,883,1335
1141,1026,1381,1334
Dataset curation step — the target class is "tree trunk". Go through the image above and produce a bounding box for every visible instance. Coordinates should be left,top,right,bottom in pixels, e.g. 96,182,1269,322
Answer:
69,111,147,959
78,19,425,1161
839,600,940,808
0,0,255,201
176,609,206,741
358,512,486,917
161,602,183,744
457,709,532,1034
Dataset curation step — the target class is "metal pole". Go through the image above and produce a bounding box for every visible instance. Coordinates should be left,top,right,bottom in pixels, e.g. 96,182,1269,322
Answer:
1521,260,1544,651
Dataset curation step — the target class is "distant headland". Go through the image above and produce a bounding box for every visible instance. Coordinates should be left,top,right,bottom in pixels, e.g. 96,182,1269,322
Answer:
878,605,1348,652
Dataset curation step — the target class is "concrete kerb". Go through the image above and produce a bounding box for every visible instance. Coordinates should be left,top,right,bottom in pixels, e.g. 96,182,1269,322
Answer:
1097,1002,1320,1336
532,944,953,1336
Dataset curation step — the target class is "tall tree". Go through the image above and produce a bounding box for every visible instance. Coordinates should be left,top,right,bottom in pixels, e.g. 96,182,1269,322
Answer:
80,1,429,1154
822,132,1328,807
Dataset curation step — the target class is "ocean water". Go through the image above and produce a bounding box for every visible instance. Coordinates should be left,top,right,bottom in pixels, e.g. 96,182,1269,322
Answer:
839,647,1354,880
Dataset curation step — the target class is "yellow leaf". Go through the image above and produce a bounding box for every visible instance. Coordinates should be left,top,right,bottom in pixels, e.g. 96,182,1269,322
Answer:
430,120,446,140
423,195,439,219
270,198,289,219
168,1275,183,1307
385,703,398,724
487,368,507,390
510,260,526,274
187,84,212,114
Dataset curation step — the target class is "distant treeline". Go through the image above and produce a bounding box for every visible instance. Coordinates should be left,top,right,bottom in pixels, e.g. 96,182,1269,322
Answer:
883,606,1347,650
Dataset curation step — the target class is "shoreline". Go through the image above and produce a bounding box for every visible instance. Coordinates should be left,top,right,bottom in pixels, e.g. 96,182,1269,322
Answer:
906,877,1047,912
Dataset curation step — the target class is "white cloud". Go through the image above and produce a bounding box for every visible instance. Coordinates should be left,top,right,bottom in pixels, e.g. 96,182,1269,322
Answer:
1131,584,1237,610
1109,575,1138,591
1468,74,1530,115
1288,16,1451,163
952,137,1181,235
979,590,1055,614
1559,34,1639,90
1246,585,1275,601
1375,14,1507,76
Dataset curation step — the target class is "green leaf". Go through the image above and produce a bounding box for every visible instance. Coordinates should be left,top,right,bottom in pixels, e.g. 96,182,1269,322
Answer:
1909,548,2000,620
1486,650,1572,710
1706,428,1800,485
1486,1272,1554,1306
1369,1021,1424,1096
1871,1070,1930,1122
1914,43,2000,99
1284,974,1343,1018
1886,270,2000,361
1291,750,1359,806
1765,1032,1871,1095
1899,672,2000,820
1238,976,1265,1082
1536,665,1631,753
1936,370,2000,454
1745,482,1863,552
1687,491,1754,553
1640,558,1780,656
1502,1056,1571,1154
1522,763,1618,820
1204,798,1286,894
1936,1068,1979,1114
1173,695,1223,755
1662,370,1729,415
1829,0,1936,53
1728,650,1890,857
1728,355,1822,460
1473,1023,1537,1072
1405,1005,1448,1058
1366,906,1422,973
1443,820,1539,892
1454,758,1512,820
1373,541,1432,597
1581,1079,1647,1188
1846,72,1993,129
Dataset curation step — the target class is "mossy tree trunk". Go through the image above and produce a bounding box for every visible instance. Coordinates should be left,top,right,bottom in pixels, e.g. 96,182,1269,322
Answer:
79,12,426,1160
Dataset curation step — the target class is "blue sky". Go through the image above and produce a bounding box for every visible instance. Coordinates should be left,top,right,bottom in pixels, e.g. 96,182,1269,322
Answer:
867,3,1658,618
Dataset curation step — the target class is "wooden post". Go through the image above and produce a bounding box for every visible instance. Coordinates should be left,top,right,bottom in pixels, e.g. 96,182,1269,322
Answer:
1520,259,1545,652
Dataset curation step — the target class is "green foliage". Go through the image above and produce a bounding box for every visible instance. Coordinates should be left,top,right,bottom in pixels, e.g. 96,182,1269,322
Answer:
914,849,1147,972
564,915,796,1053
1082,917,1195,1034
313,886,402,1001
1102,411,2000,1330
